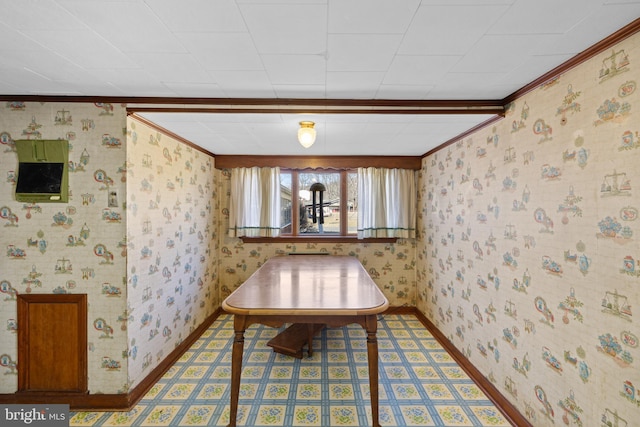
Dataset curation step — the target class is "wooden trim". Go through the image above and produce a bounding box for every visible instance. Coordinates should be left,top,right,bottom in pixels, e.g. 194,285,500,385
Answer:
340,170,348,234
215,155,422,170
422,115,504,158
503,17,640,104
291,170,300,237
129,106,504,115
241,236,397,244
129,113,215,158
0,94,502,110
0,391,127,410
0,307,224,410
3,304,531,423
409,307,532,427
123,307,222,410
382,305,416,316
2,19,638,169
424,18,640,158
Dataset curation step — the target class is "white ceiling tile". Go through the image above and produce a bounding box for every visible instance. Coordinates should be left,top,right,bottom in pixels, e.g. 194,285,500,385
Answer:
272,85,327,98
328,0,421,34
375,85,433,100
58,0,186,53
0,1,637,155
1,49,93,83
384,55,462,85
488,0,603,35
88,67,161,86
0,0,86,30
424,72,511,99
0,67,73,95
0,26,44,52
326,72,384,98
161,82,226,98
237,114,286,124
0,81,21,94
175,32,263,71
451,34,558,73
239,3,327,54
124,53,213,83
454,83,524,100
500,53,575,87
237,0,327,3
418,0,515,3
146,0,247,32
529,32,600,57
18,28,139,69
398,5,508,55
364,121,407,137
107,83,177,97
261,55,326,85
85,69,185,96
210,70,276,97
551,5,640,53
327,34,403,72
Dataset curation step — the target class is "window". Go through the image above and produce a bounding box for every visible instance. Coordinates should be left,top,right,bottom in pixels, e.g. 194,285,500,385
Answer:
279,169,357,237
226,160,416,243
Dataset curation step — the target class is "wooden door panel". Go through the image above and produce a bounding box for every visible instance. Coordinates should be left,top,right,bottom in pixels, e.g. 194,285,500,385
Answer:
18,294,87,393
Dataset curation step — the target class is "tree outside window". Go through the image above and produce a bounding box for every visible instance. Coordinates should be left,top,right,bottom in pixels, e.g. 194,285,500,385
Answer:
280,169,357,236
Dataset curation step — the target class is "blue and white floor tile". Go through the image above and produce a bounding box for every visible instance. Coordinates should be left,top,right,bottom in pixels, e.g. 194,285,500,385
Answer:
70,314,511,426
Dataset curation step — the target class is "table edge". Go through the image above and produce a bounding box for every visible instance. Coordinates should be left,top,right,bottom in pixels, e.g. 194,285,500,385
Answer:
221,299,389,317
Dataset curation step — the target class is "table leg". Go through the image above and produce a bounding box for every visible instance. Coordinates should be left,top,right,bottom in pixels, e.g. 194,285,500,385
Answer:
307,323,315,357
228,315,246,427
365,314,381,427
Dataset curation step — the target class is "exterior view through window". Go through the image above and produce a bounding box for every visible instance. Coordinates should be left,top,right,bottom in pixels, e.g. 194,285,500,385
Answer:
280,170,357,236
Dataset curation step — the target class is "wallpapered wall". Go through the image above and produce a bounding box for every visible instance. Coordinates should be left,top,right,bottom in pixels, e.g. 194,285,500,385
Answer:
216,169,417,307
0,104,218,396
417,32,640,426
124,117,218,390
2,33,638,426
0,102,129,393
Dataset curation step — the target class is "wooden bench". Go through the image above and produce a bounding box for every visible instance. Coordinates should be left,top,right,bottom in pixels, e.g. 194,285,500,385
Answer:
267,323,325,359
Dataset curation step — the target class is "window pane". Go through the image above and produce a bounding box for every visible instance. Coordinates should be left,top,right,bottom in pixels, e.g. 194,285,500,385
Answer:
347,171,357,235
280,172,292,234
299,172,340,234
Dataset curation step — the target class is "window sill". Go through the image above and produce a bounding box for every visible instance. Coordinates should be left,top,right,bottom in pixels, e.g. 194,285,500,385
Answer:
240,236,399,244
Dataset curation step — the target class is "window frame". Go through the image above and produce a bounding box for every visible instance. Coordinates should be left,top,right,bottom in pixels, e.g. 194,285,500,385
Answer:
241,167,395,243
284,169,352,237
218,155,421,244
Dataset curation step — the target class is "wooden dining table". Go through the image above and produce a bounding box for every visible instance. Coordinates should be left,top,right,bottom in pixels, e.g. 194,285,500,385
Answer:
222,254,389,427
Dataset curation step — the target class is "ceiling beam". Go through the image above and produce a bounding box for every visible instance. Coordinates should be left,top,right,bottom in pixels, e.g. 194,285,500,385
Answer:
214,155,422,170
0,95,504,116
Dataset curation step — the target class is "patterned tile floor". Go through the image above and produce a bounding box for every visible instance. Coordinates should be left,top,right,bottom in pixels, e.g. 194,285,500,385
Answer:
70,314,511,426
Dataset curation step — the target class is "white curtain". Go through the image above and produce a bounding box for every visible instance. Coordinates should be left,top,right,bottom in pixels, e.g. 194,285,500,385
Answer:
357,167,416,239
229,167,281,237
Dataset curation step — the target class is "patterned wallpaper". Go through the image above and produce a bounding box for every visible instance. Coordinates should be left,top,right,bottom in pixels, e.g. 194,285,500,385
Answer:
2,32,638,427
124,117,218,390
216,169,417,308
0,104,218,396
416,33,640,426
0,102,129,393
